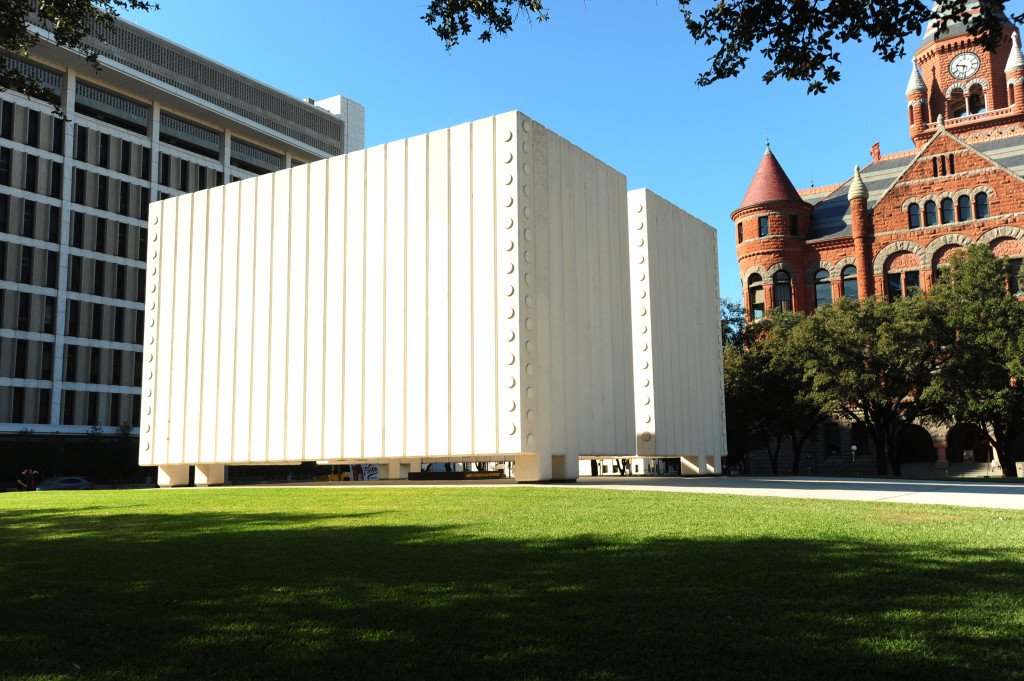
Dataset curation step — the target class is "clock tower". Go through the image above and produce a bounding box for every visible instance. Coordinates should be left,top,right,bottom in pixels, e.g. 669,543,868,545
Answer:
909,1,1021,147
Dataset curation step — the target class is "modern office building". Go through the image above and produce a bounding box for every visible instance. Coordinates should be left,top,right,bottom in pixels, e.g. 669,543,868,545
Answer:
141,112,726,484
0,14,364,450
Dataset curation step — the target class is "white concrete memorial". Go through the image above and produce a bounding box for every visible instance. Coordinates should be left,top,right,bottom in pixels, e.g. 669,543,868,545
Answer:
139,112,725,484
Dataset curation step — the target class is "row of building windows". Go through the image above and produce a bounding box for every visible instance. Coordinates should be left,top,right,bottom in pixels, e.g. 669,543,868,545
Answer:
0,101,64,153
67,256,145,303
0,195,61,242
749,257,1022,317
71,212,148,260
66,299,144,344
0,291,57,334
908,192,989,228
71,167,150,220
0,146,63,198
736,215,800,243
0,241,59,288
64,345,143,387
0,385,141,427
0,338,53,380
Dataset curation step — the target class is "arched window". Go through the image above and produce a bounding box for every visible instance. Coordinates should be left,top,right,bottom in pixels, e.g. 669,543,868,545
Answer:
841,265,858,300
908,203,921,229
957,195,972,221
968,84,986,114
815,269,832,308
748,274,765,319
887,270,921,300
940,198,955,224
974,192,989,218
772,270,792,312
924,200,937,226
949,88,967,118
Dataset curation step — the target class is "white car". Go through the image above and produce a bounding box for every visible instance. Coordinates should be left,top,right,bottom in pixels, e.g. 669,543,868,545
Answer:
36,476,95,491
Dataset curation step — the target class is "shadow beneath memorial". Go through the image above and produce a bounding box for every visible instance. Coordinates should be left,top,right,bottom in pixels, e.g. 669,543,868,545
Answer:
0,504,1021,680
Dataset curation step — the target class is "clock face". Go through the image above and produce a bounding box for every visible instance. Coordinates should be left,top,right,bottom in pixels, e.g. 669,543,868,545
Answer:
949,52,981,80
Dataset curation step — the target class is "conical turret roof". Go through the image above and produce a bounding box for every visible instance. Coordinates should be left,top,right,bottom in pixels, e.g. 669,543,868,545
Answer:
738,146,803,209
906,64,926,94
1006,30,1024,72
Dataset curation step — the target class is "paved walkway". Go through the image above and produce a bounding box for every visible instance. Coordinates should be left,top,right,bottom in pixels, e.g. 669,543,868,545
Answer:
570,476,1024,510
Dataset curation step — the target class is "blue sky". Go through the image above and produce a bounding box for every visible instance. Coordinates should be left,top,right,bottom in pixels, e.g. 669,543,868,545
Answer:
122,1,956,302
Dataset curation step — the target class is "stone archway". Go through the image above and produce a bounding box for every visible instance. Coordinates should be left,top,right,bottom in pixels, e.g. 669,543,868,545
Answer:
895,424,936,463
946,423,993,463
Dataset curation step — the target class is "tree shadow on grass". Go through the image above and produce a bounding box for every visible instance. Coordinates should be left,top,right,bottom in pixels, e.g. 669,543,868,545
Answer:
0,507,1021,680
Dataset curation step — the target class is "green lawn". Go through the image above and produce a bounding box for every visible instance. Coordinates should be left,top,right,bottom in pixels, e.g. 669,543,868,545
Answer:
2,487,1023,680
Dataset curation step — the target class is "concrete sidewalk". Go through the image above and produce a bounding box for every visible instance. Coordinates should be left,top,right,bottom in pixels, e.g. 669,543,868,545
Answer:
570,476,1024,510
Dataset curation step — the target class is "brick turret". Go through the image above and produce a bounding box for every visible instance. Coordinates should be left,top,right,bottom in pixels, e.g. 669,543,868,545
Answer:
732,145,812,317
907,64,928,139
847,165,874,299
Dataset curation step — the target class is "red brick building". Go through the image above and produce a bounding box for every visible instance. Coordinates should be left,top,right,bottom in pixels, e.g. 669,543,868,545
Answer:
734,6,1024,320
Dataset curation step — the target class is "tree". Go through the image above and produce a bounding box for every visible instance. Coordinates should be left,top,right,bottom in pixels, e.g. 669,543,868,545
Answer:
790,296,945,476
720,298,746,349
422,1,1021,94
1,0,156,109
723,312,828,475
922,245,1024,477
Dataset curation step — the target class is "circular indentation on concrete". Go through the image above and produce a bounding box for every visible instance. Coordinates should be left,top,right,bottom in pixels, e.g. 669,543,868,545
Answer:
640,290,647,299
638,273,646,281
527,410,535,422
524,228,532,241
504,173,514,186
150,267,157,276
506,307,516,319
146,388,153,397
636,221,644,230
527,433,536,445
507,400,517,412
643,396,651,405
645,414,653,424
525,318,534,331
505,217,515,229
641,360,650,370
508,422,517,435
526,364,535,376
525,340,535,353
146,406,152,415
503,152,514,164
523,162,531,176
523,185,530,197
146,353,153,362
641,343,648,352
524,295,533,308
506,284,516,296
523,119,532,132
642,379,651,387
507,376,517,388
149,301,156,310
634,203,644,213
144,441,150,451
522,141,529,153
505,240,515,251
641,433,652,442
526,387,536,399
507,330,516,342
524,251,532,263
504,195,515,208
503,129,514,142
637,256,646,264
148,335,155,345
524,206,532,219
524,272,533,285
148,318,156,327
640,325,648,334
639,307,648,316
507,354,516,365
150,284,157,293
144,424,151,433
152,216,159,225
637,238,645,248
506,263,515,274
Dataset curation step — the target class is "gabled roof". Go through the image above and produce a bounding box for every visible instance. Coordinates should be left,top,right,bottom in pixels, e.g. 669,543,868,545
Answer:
738,146,804,209
918,0,1013,48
